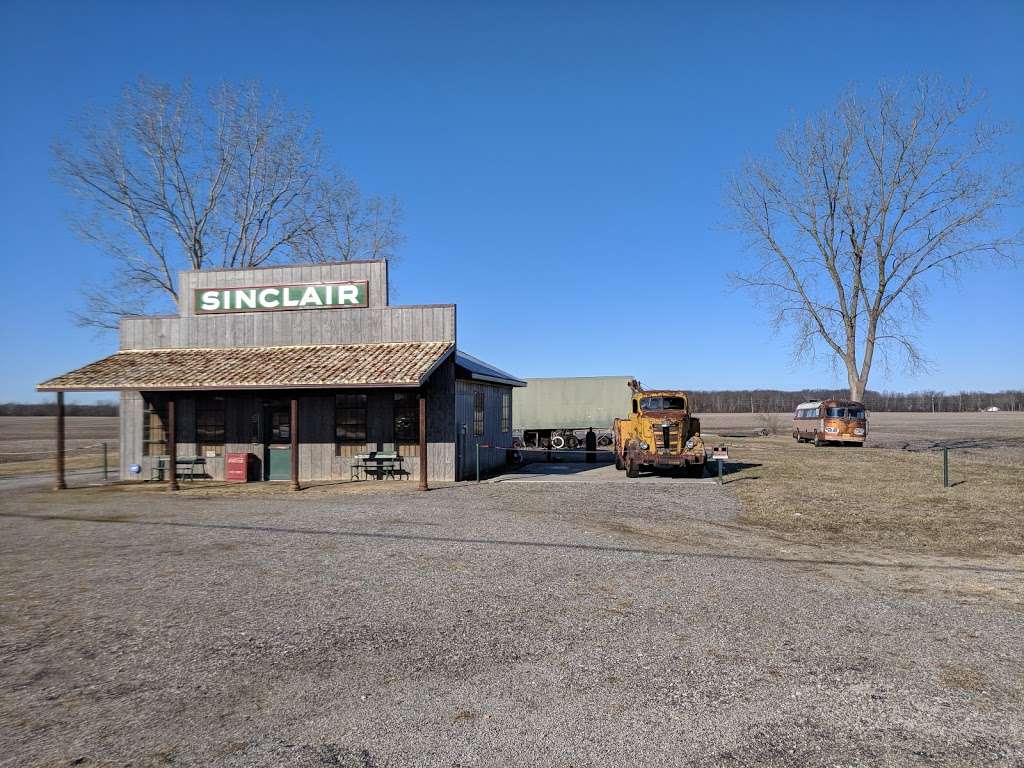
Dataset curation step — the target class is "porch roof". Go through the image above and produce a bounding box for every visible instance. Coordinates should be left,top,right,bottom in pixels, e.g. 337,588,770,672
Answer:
37,341,454,392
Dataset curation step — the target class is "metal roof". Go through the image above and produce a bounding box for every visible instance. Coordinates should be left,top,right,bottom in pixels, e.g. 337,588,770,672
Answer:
37,341,454,392
455,351,526,387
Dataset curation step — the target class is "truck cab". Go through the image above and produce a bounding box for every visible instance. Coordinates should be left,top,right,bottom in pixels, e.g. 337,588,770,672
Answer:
613,384,706,477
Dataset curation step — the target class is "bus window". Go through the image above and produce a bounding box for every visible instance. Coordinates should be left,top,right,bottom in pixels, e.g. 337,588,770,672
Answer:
827,407,845,418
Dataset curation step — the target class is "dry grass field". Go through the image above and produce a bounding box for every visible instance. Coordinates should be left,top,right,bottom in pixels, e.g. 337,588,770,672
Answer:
700,412,1024,557
0,416,119,477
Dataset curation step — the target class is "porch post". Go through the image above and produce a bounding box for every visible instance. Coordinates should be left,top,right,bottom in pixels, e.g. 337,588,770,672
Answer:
290,396,300,491
54,392,67,491
418,391,428,491
167,397,178,491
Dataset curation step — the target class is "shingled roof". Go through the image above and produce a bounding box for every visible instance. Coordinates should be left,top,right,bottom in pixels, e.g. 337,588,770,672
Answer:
37,341,454,392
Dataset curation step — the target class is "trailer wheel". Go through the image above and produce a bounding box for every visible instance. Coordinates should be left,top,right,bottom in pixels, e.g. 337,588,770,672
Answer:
565,435,579,450
551,434,566,449
597,435,612,447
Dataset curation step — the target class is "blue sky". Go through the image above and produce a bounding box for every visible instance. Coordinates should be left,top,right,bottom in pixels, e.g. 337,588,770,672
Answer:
1,0,1021,402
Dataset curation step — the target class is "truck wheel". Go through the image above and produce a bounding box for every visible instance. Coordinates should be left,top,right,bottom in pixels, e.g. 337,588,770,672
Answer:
615,451,625,470
626,457,639,478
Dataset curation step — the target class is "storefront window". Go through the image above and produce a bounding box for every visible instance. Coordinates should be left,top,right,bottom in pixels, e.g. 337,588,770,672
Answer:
394,392,419,443
336,393,368,449
142,397,167,456
473,392,485,437
196,396,226,456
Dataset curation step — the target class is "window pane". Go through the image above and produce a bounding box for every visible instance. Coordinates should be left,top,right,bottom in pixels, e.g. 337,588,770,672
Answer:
394,392,418,443
473,392,484,437
336,393,367,445
501,391,510,433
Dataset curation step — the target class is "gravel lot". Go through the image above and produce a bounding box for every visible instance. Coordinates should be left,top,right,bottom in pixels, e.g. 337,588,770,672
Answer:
2,480,1022,767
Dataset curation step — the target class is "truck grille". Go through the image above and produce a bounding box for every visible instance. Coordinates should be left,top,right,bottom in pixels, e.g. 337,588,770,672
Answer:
653,422,680,453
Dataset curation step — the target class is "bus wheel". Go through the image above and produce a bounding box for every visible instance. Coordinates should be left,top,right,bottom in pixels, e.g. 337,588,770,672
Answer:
813,434,823,447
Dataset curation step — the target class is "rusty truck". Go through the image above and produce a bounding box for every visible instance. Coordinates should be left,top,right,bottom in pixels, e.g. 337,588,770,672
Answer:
613,380,706,478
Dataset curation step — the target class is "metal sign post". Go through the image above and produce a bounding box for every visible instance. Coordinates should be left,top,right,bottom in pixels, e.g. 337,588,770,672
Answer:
943,447,949,488
711,445,729,485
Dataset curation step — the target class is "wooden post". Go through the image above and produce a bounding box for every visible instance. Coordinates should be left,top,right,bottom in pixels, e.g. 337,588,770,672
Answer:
54,392,67,491
418,391,428,491
167,397,178,491
290,396,300,491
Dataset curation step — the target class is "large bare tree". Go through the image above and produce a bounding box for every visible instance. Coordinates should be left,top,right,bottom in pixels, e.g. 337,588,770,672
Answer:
728,79,1019,400
54,79,403,329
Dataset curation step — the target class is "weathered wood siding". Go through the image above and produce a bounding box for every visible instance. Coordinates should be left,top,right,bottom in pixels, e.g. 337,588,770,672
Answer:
120,366,457,482
120,391,143,480
120,305,456,350
455,379,513,480
116,262,462,483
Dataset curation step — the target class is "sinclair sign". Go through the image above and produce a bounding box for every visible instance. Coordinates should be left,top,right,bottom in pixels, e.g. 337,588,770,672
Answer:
193,281,368,314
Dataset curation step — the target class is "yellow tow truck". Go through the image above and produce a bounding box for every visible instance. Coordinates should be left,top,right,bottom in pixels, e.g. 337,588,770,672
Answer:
613,380,706,478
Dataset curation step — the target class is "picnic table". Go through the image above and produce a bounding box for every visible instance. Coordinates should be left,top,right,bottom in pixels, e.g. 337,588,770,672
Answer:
351,452,405,481
151,456,207,482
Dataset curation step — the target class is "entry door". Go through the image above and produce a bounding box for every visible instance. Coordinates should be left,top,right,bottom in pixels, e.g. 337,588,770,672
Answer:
264,403,292,480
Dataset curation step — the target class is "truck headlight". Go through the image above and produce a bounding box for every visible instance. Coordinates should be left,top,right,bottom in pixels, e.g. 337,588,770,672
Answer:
685,438,695,449
639,441,649,451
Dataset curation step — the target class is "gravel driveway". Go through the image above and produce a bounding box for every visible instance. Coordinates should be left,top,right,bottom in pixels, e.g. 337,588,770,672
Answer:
1,481,1021,767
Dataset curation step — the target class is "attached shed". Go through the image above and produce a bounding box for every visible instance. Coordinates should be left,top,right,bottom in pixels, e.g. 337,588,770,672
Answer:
454,352,526,479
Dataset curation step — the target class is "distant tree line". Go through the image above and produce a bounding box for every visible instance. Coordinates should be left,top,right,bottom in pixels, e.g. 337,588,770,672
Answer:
689,390,1024,414
0,402,119,417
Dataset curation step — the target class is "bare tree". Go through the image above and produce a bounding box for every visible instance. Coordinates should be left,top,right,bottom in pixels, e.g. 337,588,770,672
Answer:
53,79,403,329
728,78,1019,400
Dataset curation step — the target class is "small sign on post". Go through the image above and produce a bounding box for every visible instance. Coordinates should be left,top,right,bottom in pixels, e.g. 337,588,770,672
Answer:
711,445,729,485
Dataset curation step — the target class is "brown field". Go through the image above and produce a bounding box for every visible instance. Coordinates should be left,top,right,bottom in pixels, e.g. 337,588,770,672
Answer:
699,412,1024,557
0,416,119,477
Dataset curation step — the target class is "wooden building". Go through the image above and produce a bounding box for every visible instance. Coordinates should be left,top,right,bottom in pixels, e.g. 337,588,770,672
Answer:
38,261,523,487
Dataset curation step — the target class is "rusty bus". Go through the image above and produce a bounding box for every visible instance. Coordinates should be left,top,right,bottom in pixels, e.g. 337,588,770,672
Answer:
792,399,867,447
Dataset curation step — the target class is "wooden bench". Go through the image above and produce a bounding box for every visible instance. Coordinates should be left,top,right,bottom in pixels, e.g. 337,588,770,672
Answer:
350,452,404,481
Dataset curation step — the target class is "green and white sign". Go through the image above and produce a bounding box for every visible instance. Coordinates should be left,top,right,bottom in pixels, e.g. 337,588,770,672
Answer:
194,281,368,314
